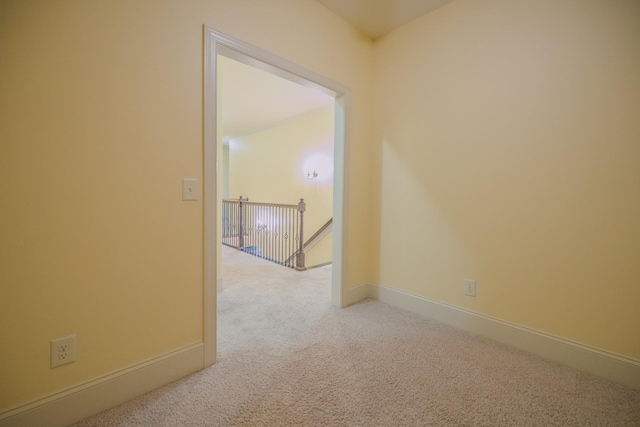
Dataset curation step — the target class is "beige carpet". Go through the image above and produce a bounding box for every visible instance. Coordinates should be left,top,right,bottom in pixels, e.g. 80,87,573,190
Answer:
76,247,640,426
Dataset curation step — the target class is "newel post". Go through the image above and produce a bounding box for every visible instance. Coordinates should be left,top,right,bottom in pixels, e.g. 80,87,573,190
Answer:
295,198,307,271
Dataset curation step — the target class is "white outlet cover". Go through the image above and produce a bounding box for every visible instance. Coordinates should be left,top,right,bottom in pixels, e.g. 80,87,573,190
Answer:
464,279,477,297
51,335,77,368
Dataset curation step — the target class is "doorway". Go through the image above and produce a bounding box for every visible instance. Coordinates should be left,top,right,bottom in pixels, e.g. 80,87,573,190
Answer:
203,27,349,366
219,55,334,270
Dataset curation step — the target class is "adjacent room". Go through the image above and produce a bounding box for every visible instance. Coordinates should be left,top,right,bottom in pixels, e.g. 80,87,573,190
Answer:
219,54,336,275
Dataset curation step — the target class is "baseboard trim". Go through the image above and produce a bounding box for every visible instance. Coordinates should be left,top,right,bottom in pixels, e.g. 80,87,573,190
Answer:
0,342,204,427
344,282,372,307
306,261,332,270
367,284,640,390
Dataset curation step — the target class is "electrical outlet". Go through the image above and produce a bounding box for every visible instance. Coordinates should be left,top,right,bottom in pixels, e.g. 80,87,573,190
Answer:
464,279,477,297
51,335,76,368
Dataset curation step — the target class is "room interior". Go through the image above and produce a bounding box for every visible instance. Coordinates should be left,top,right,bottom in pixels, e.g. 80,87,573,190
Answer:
0,0,638,425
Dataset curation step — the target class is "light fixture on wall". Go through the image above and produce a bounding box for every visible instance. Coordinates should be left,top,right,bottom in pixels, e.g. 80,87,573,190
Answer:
302,153,332,183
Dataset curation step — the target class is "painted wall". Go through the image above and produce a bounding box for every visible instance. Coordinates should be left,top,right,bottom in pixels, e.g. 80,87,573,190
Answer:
372,0,640,360
306,231,333,268
228,107,334,265
0,0,373,411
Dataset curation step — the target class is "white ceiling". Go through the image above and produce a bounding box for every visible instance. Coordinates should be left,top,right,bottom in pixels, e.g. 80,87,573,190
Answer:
315,0,456,39
219,56,334,139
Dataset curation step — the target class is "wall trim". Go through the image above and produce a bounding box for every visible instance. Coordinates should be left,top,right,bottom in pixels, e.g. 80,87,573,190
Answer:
356,283,640,390
345,282,372,307
306,261,332,270
0,342,204,427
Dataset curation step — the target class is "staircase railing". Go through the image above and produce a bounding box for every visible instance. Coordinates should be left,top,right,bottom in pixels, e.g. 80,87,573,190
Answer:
304,217,333,252
222,196,307,270
284,217,333,266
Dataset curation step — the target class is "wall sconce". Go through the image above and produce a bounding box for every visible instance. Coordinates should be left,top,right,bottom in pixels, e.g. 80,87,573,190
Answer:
302,153,331,183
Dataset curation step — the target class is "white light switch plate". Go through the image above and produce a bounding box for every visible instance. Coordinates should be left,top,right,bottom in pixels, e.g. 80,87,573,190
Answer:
182,178,200,201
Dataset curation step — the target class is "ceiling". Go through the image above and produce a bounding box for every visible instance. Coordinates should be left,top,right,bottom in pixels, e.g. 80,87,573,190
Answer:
315,0,456,39
219,55,334,139
220,1,455,138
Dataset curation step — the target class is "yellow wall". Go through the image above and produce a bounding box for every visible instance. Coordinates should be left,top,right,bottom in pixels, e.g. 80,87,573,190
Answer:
0,0,373,411
372,0,640,359
228,107,334,260
306,231,333,267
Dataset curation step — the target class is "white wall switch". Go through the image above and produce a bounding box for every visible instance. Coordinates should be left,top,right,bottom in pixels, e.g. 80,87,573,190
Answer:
182,178,200,201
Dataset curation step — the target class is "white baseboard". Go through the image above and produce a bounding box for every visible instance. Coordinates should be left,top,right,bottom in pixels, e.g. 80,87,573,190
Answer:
0,342,204,427
344,282,372,307
352,283,640,390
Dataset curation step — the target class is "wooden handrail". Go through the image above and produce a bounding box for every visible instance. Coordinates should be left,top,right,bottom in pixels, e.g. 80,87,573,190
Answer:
222,196,305,269
284,217,333,265
222,198,298,209
304,218,333,248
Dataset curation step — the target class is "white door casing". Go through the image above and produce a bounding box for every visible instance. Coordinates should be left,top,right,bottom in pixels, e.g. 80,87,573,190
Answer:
203,26,350,366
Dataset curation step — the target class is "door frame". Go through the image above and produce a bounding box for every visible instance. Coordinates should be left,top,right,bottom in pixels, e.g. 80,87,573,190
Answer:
203,26,350,366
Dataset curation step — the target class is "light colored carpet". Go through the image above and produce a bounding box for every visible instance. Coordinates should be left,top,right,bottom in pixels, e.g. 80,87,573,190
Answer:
77,247,640,426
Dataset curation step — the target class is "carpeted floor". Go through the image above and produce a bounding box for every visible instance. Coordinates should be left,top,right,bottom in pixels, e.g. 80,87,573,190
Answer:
76,246,640,426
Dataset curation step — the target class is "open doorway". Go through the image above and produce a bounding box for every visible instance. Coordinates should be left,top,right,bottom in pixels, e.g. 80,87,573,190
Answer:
219,55,335,271
203,27,349,366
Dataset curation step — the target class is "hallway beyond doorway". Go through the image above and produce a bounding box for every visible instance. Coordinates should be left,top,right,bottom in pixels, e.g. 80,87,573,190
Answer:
218,245,332,352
